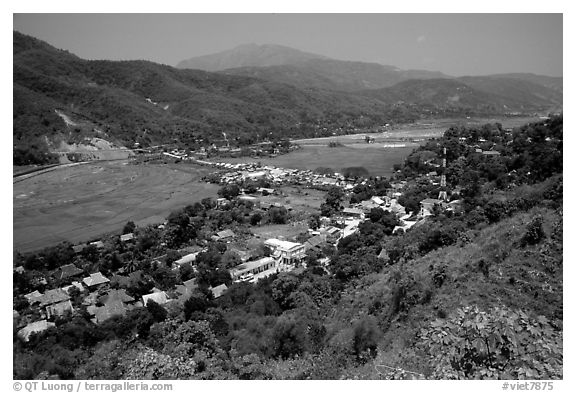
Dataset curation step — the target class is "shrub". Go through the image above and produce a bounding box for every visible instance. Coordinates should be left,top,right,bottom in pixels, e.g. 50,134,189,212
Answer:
521,215,545,246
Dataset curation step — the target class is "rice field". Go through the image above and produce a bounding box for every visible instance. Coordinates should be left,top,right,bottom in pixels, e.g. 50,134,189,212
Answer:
13,161,220,253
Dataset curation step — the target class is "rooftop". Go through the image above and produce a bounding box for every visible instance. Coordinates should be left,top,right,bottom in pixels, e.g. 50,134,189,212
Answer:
142,291,168,306
264,238,303,251
82,272,110,287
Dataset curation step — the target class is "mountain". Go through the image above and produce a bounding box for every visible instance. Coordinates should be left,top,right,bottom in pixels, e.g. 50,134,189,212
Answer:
220,58,450,91
457,75,563,111
176,43,328,71
360,78,562,116
178,44,450,91
482,73,563,93
13,32,397,164
13,32,563,165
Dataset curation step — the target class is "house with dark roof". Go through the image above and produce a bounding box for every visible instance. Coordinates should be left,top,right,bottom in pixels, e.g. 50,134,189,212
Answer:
212,229,235,242
304,235,327,253
175,278,198,301
72,244,87,254
342,207,364,219
93,301,127,324
100,289,135,306
53,264,83,281
37,288,74,319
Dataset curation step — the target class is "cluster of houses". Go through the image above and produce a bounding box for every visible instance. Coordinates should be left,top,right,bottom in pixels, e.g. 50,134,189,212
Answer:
198,161,357,190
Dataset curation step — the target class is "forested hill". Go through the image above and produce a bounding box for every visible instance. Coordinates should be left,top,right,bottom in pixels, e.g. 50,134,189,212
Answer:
14,31,562,166
13,32,393,164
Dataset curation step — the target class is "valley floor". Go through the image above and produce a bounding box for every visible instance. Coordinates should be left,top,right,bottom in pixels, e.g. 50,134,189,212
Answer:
13,160,219,253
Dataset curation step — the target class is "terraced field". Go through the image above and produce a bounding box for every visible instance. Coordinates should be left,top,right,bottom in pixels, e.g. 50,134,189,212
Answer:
13,161,219,253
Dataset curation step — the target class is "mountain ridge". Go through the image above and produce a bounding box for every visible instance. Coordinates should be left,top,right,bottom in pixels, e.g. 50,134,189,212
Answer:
13,31,562,165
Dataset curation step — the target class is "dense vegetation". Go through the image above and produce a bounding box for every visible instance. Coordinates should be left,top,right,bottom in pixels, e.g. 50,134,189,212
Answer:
13,118,562,379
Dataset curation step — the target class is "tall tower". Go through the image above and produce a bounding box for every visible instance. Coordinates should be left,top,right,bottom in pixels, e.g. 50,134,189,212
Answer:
438,147,448,201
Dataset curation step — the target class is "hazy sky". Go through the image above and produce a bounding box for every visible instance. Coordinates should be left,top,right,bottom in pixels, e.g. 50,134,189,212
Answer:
13,13,562,76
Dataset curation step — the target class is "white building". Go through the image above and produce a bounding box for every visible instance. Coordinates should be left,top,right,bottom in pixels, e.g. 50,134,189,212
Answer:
264,239,306,265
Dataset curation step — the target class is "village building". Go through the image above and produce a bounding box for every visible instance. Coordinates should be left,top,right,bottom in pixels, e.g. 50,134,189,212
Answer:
304,235,327,253
257,187,275,195
61,281,84,295
90,240,105,249
173,251,201,268
24,290,43,305
212,229,236,242
342,207,364,219
37,288,74,319
53,263,83,281
120,233,134,242
210,284,228,299
17,320,56,342
216,198,229,208
175,278,198,301
142,291,169,306
319,226,341,243
238,195,260,207
342,220,361,238
264,239,306,265
419,198,443,217
230,257,276,282
72,244,87,254
82,272,110,290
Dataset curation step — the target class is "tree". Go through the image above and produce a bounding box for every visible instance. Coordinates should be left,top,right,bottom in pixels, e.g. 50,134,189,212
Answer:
250,213,262,226
123,221,136,235
521,215,545,246
352,316,380,361
146,299,167,322
267,206,288,224
272,315,307,359
218,184,240,200
222,250,242,269
308,214,321,230
271,273,300,310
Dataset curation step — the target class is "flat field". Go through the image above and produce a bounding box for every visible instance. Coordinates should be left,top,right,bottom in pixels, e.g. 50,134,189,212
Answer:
13,161,220,253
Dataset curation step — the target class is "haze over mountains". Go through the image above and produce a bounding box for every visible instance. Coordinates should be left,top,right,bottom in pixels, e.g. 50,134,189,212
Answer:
13,32,562,165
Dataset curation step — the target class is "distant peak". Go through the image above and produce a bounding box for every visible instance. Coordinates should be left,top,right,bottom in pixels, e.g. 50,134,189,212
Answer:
177,43,329,71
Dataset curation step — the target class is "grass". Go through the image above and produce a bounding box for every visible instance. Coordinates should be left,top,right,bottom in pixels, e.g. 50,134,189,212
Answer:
13,160,220,253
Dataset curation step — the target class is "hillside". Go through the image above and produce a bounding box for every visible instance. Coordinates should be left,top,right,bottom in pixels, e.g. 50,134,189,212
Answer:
14,32,563,166
13,118,562,380
176,43,328,71
13,32,395,164
360,78,561,116
219,58,449,91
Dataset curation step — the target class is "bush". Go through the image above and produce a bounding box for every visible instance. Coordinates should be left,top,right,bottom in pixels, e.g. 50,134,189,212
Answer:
352,316,380,361
521,215,545,246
